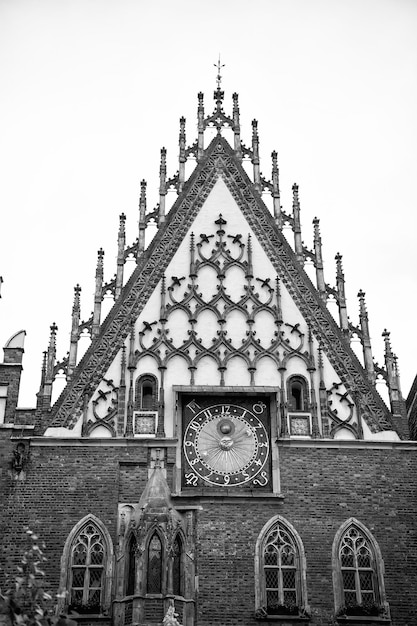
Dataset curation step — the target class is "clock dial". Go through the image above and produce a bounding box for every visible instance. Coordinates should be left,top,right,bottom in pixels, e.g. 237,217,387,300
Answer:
182,399,270,489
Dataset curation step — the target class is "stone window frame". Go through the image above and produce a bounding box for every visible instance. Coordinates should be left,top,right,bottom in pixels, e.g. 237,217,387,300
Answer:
57,514,114,616
287,375,309,413
332,518,390,619
134,373,158,411
255,515,310,618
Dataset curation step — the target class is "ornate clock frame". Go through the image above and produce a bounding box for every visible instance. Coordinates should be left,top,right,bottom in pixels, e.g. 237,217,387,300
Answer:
173,386,281,496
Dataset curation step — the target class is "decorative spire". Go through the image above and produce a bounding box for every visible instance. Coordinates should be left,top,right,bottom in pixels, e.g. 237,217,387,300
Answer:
382,329,405,420
313,218,326,301
213,55,225,112
271,151,282,229
68,284,81,380
357,290,375,382
251,120,261,192
197,93,205,160
138,180,147,257
115,213,126,300
335,253,349,337
214,55,225,89
92,248,104,338
292,184,304,263
159,148,167,225
232,93,241,158
178,117,186,192
43,322,57,409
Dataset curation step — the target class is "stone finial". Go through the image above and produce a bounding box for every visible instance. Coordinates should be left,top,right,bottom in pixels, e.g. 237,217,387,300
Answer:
357,290,375,383
178,117,186,191
232,92,241,157
292,183,303,263
92,249,104,338
313,217,326,301
115,214,126,300
251,120,261,191
197,93,205,160
271,151,282,228
138,180,147,256
335,253,349,336
159,148,167,225
68,284,82,380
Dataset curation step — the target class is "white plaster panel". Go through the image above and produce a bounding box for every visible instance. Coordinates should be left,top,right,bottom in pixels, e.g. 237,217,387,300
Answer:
223,356,251,386
255,356,280,386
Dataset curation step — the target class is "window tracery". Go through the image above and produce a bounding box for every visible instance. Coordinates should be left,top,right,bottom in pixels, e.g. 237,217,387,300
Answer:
333,519,389,619
147,532,163,594
255,515,309,618
58,515,113,615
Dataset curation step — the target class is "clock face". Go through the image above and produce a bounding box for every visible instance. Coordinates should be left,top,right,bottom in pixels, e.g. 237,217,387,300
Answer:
182,397,270,489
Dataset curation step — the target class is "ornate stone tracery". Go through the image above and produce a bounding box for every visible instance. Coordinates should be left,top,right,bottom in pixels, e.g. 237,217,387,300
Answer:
135,215,311,387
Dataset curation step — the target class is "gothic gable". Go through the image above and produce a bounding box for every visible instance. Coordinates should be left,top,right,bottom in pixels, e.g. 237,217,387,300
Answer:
47,136,394,435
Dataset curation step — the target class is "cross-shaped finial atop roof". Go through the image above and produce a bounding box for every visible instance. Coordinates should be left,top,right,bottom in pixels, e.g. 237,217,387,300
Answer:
214,55,225,89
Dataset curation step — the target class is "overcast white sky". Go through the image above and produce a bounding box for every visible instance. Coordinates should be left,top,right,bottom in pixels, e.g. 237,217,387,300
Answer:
0,0,416,407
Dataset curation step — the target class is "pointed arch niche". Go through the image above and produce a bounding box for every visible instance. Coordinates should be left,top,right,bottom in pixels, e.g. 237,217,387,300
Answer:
57,514,114,616
255,515,309,619
332,518,390,620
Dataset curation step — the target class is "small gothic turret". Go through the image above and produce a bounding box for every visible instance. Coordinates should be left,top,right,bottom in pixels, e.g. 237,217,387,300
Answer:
382,329,405,422
292,184,304,263
232,92,241,158
158,148,167,226
115,214,126,300
42,323,57,410
138,180,147,257
92,248,104,338
251,120,261,192
197,93,205,160
178,117,186,192
67,284,81,380
313,218,326,301
357,290,375,383
335,253,349,337
271,151,282,229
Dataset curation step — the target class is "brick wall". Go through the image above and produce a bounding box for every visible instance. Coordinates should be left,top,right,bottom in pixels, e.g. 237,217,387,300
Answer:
1,441,416,625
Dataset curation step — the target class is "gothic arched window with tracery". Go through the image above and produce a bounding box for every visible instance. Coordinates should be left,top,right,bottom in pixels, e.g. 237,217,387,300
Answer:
69,523,105,611
332,518,389,618
255,516,309,617
339,525,375,606
147,533,163,593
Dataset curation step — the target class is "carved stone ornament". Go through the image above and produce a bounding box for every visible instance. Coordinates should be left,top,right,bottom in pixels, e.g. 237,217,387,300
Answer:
51,137,393,433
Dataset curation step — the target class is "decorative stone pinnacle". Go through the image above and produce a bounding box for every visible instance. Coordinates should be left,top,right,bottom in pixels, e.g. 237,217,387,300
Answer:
119,213,126,223
252,119,258,137
271,151,278,168
50,322,58,335
358,289,365,300
214,54,225,90
98,248,104,260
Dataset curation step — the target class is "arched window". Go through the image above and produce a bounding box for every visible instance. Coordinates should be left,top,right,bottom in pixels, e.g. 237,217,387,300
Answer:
333,519,389,618
147,533,163,594
58,515,113,615
135,374,158,411
255,516,309,617
287,376,308,412
126,535,137,596
172,535,183,597
70,524,104,609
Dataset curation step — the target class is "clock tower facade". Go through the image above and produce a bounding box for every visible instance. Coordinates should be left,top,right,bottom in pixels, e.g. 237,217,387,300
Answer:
1,82,415,626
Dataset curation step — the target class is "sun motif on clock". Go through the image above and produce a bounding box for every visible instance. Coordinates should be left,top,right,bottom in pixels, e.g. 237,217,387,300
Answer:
182,399,270,489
